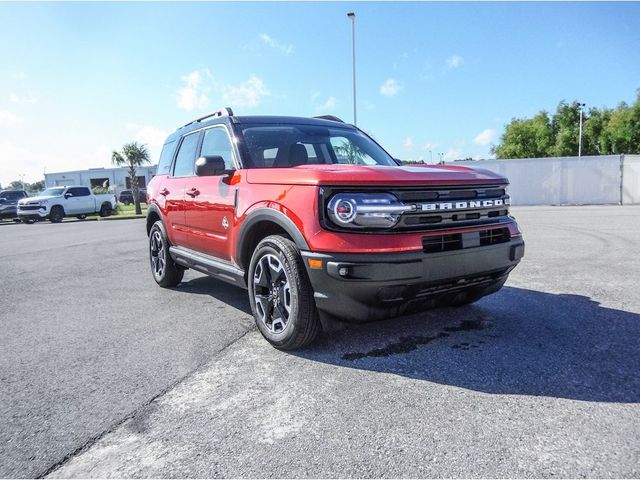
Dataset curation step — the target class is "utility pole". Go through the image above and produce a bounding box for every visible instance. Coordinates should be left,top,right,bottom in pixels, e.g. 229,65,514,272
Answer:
578,102,586,159
347,12,357,126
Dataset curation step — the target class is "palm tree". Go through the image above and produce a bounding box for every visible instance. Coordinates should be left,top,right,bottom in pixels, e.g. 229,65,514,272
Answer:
333,140,367,164
112,142,150,215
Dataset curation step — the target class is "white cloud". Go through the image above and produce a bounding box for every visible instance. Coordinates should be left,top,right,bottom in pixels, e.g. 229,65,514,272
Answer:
8,91,37,104
222,75,270,108
403,136,414,149
446,55,464,69
0,110,23,127
379,78,402,97
422,143,438,151
444,147,463,161
259,33,293,55
177,70,269,111
126,124,168,162
473,128,496,146
0,140,54,186
316,96,336,112
176,70,210,111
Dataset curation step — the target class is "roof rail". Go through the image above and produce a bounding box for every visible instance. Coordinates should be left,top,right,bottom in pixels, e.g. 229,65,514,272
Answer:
313,115,344,123
180,107,234,129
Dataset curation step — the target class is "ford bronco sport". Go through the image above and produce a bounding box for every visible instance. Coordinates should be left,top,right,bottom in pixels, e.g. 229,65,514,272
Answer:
146,108,524,350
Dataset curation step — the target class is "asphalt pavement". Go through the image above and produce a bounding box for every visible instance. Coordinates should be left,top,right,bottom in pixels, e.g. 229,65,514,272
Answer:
1,206,639,478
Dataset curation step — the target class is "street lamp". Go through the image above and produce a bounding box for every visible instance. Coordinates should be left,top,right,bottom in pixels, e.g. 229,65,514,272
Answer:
578,102,586,159
439,152,445,165
347,11,357,126
428,149,433,164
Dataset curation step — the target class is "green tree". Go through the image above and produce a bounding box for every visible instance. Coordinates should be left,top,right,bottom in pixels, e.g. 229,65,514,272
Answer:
112,142,150,215
492,111,553,158
493,90,640,158
550,101,581,156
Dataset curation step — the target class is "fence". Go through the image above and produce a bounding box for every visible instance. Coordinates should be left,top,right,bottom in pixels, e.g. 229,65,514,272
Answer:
454,154,640,206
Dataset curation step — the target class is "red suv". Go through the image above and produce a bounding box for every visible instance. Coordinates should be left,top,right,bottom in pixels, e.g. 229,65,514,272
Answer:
146,108,524,350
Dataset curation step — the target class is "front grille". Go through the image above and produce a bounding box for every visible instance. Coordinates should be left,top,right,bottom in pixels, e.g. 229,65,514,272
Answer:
19,205,41,211
393,184,510,231
422,227,510,254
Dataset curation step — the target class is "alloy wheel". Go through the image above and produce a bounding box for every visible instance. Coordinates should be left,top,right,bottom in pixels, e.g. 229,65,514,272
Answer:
150,230,165,279
253,253,292,334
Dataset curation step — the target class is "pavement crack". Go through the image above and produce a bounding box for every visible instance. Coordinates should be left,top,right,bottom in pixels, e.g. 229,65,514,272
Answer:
36,327,255,478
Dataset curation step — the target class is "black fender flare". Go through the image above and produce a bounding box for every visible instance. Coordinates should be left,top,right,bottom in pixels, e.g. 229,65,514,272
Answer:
236,208,310,268
146,203,162,235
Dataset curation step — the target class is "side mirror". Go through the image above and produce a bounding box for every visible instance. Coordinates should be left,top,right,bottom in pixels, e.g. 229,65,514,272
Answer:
195,156,229,176
65,193,73,198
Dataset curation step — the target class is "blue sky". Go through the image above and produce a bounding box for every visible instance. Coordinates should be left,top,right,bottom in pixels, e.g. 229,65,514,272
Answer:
1,1,639,186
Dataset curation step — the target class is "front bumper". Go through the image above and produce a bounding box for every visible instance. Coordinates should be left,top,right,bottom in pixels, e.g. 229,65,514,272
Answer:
17,208,49,219
302,237,524,322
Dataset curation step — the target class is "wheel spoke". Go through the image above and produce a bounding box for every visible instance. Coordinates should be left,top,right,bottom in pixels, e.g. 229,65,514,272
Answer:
254,259,270,288
254,294,271,321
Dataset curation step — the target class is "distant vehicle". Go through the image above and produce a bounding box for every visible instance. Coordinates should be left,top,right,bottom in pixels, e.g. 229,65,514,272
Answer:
17,186,117,224
118,189,147,205
0,190,29,221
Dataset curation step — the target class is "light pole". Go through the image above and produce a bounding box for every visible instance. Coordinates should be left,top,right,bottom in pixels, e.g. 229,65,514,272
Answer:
347,12,357,126
19,173,25,190
578,102,586,159
429,150,433,164
439,153,444,165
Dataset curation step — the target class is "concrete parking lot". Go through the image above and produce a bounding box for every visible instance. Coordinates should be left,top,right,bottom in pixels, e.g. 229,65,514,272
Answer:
1,206,639,478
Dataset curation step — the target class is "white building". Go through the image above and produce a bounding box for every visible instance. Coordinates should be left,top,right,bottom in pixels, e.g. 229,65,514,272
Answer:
44,165,157,194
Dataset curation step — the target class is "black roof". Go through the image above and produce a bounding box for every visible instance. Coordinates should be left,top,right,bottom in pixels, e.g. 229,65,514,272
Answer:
166,114,354,143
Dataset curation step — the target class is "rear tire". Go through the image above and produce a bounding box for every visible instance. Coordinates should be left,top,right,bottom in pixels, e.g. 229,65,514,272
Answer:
149,220,184,287
76,215,87,220
49,206,64,223
248,235,321,350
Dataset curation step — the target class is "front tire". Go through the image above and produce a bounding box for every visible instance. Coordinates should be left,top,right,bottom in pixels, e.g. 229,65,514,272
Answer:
49,206,64,223
248,235,321,350
21,218,36,224
99,203,112,217
149,220,184,287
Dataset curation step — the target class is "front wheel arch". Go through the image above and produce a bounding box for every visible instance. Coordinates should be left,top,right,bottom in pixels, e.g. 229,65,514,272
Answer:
236,209,310,271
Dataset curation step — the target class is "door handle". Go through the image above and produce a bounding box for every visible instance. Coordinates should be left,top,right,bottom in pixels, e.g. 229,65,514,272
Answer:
160,188,170,196
186,188,200,198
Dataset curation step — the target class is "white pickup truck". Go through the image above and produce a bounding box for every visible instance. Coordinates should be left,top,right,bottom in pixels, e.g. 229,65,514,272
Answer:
17,186,117,224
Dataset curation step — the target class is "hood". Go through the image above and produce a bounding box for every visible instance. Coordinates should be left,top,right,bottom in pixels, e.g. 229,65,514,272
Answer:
246,164,507,187
19,195,60,203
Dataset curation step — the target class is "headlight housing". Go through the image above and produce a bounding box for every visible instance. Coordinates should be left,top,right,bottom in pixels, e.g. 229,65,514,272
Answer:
326,193,413,229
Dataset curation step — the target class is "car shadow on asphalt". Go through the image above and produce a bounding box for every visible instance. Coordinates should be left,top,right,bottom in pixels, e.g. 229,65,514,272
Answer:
176,275,253,314
174,277,640,403
294,286,640,404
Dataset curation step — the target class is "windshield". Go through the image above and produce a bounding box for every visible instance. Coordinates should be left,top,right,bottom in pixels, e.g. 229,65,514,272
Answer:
240,125,398,168
40,187,65,197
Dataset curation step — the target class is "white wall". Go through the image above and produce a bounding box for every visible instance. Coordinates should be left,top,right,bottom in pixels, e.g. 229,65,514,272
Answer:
456,155,629,206
622,155,640,205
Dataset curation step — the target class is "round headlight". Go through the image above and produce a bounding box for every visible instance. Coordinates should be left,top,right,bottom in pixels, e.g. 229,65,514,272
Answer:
331,198,357,224
327,193,412,229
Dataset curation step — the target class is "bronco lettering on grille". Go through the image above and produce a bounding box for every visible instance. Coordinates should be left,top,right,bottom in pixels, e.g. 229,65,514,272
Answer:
419,198,510,211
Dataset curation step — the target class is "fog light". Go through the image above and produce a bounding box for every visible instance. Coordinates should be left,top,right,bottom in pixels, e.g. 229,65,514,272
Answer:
338,267,349,277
